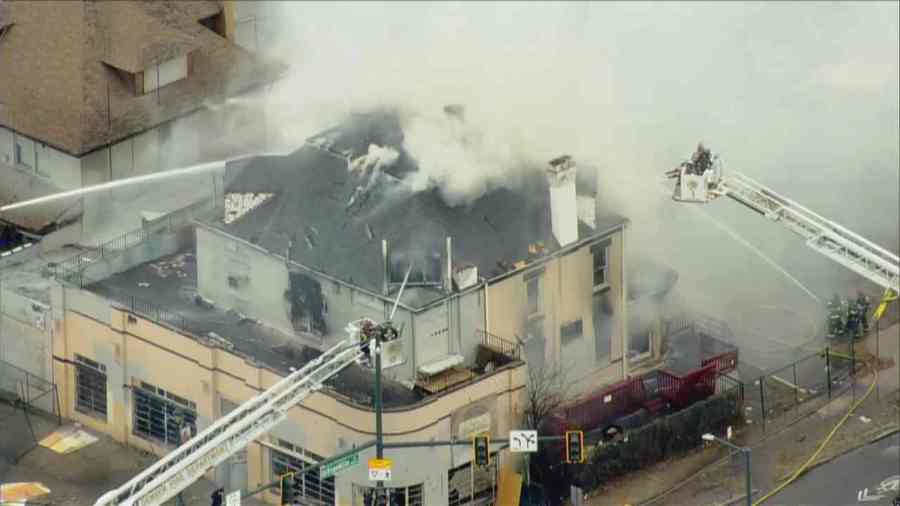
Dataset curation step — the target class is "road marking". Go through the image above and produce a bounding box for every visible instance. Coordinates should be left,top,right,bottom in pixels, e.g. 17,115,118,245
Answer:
858,488,884,502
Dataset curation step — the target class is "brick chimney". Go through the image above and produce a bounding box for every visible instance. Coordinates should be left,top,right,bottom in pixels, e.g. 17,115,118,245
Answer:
547,155,578,247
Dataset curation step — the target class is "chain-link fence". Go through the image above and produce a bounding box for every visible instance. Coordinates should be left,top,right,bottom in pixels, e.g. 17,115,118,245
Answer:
0,359,61,463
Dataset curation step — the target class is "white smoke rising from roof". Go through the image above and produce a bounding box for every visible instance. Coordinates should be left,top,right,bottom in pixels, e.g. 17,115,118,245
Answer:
241,1,897,368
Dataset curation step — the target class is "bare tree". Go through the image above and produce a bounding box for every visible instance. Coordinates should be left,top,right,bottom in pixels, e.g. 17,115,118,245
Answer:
523,363,575,431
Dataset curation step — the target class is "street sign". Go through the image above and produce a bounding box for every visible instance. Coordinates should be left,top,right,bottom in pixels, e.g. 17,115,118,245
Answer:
225,490,240,506
509,430,538,453
368,458,393,481
322,453,359,478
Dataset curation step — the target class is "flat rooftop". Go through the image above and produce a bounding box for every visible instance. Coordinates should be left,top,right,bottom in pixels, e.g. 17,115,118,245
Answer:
0,245,87,304
85,247,423,409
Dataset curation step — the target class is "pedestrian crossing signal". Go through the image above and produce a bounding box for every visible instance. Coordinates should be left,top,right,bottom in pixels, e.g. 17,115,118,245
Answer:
565,430,584,464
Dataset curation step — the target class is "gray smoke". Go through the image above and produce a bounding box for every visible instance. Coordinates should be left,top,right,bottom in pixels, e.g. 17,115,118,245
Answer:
234,2,897,369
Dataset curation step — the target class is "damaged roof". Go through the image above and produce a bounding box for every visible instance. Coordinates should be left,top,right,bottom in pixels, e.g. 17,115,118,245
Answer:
200,112,627,308
0,1,284,156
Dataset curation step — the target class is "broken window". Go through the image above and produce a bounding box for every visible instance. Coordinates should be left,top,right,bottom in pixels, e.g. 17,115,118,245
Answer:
227,274,248,289
526,276,542,316
286,272,328,334
593,292,614,365
389,250,442,286
593,245,609,290
524,317,545,371
561,319,583,346
270,446,335,504
75,355,107,419
132,381,197,447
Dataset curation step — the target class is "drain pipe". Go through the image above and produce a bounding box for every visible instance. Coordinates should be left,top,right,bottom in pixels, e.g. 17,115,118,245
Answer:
622,224,629,379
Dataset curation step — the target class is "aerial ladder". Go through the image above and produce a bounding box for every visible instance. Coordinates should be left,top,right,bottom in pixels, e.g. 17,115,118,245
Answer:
665,144,899,313
93,338,363,506
94,266,415,506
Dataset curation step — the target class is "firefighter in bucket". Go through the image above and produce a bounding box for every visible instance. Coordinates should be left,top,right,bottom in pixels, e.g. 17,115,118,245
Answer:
357,319,399,367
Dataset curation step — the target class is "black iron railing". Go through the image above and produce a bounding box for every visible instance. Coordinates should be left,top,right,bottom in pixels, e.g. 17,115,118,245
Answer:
477,329,522,361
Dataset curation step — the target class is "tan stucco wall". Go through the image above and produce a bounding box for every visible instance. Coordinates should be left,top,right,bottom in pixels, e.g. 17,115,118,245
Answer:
485,229,626,391
55,306,526,502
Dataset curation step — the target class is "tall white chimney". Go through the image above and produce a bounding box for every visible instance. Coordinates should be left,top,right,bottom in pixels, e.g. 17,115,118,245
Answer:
547,155,578,247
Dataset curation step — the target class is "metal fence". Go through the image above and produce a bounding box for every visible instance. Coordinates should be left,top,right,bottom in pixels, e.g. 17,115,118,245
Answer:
51,198,214,283
0,359,62,463
741,347,853,433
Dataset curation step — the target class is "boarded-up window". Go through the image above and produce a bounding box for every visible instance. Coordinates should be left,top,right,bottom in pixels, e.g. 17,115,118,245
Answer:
143,54,189,94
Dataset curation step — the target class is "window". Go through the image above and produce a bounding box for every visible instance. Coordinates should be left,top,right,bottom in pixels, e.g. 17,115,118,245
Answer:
448,457,497,506
227,274,249,289
561,319,583,346
526,276,542,316
199,12,225,37
593,293,613,365
132,381,197,446
75,355,107,419
354,483,424,506
270,442,334,504
143,54,189,94
593,245,609,290
524,317,545,370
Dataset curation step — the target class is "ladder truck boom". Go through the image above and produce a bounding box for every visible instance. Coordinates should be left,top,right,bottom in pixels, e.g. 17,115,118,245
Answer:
666,144,899,294
94,339,364,506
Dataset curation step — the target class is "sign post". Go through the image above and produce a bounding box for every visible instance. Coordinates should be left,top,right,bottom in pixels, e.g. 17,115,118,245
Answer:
368,458,393,482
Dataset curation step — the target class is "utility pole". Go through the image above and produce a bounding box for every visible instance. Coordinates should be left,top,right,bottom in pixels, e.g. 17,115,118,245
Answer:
374,323,385,502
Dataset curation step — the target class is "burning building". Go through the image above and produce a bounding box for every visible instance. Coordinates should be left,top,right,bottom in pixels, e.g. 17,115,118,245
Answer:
192,111,646,394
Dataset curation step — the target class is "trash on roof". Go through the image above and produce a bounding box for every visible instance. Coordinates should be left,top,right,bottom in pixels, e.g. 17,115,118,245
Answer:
0,482,51,503
38,425,99,454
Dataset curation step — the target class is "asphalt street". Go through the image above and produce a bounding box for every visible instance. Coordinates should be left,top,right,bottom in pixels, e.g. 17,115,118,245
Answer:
768,432,900,506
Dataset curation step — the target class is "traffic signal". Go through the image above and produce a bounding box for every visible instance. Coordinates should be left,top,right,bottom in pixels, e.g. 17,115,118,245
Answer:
565,430,584,464
279,472,296,505
473,433,490,467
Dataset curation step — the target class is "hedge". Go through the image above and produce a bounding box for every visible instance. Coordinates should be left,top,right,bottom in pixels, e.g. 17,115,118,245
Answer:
574,388,742,492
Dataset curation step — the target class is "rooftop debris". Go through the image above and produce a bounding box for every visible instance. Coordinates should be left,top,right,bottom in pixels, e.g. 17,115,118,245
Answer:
0,482,51,503
149,253,193,279
38,425,98,454
224,193,274,224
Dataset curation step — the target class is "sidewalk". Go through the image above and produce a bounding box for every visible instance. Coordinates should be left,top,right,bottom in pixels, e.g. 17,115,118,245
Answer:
650,368,898,506
583,323,899,506
0,405,268,506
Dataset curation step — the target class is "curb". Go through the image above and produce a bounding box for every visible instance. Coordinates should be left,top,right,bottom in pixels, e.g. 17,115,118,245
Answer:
774,424,900,482
636,386,878,506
